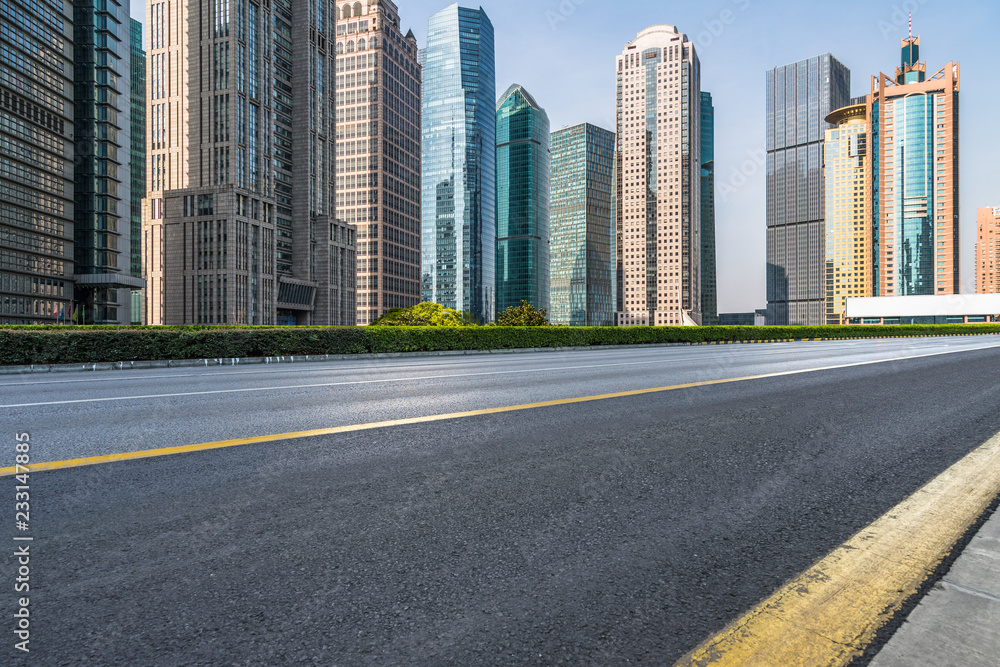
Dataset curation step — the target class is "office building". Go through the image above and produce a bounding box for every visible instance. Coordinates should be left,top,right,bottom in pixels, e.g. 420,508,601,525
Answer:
421,4,496,323
766,54,851,325
869,35,960,297
335,0,421,325
130,18,146,323
145,0,356,326
823,99,871,325
74,0,143,324
0,0,75,323
700,91,717,326
616,25,702,327
977,207,1000,295
549,123,615,327
496,83,549,317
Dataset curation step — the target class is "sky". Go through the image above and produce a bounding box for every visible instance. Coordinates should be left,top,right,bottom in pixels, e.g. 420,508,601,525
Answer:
131,0,1000,313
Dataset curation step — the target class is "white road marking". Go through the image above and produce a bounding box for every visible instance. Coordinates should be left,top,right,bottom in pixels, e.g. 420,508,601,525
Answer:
3,339,999,409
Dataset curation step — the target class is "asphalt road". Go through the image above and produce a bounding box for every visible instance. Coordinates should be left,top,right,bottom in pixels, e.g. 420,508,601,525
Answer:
5,337,1000,665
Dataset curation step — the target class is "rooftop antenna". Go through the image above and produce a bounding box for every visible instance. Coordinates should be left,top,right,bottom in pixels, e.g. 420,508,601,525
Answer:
909,12,912,39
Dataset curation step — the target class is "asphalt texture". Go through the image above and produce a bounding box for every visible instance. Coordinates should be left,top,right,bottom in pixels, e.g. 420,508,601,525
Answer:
4,337,1000,665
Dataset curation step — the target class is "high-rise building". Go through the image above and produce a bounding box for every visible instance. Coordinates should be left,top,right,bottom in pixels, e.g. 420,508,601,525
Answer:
616,25,702,327
421,4,495,323
823,99,872,324
130,18,146,324
869,35,960,297
766,54,850,325
145,0,356,326
0,0,75,324
495,83,549,317
335,0,421,325
700,91,717,326
549,123,615,327
976,207,1000,295
74,0,143,324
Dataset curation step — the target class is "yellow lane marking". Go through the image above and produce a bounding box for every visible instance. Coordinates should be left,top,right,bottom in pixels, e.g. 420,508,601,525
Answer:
3,342,1000,477
676,431,1000,667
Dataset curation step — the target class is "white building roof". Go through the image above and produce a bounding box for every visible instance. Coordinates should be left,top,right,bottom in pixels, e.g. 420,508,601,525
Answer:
846,294,1000,318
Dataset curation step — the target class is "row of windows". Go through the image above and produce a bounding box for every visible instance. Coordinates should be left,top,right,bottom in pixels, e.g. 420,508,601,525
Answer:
0,130,63,174
0,294,64,317
0,202,64,237
1,42,63,93
0,63,64,115
0,107,63,153
0,17,61,70
1,178,64,214
1,1,62,54
0,247,65,276
0,270,64,297
0,225,63,255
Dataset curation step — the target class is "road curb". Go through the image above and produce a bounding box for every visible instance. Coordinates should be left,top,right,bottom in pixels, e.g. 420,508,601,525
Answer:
0,333,994,375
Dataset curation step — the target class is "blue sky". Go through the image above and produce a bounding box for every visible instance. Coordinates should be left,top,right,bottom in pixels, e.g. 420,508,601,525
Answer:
132,0,1000,312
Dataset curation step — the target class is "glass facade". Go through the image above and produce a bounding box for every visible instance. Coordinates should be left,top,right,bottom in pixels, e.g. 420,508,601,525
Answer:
765,54,850,325
891,95,935,295
421,5,495,322
700,91,717,326
549,123,614,327
495,84,549,317
74,0,139,324
0,0,75,324
130,18,145,323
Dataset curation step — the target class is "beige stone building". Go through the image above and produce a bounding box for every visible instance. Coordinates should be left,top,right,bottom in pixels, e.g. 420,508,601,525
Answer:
977,207,1000,295
823,101,872,324
335,0,421,325
144,0,355,326
615,25,701,327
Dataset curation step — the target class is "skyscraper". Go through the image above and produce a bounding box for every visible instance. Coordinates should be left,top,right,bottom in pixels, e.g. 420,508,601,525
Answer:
976,207,1000,295
700,91,717,326
130,18,146,324
74,0,144,324
495,83,549,317
616,25,702,327
144,0,356,326
0,0,75,324
335,0,422,325
766,54,850,325
823,99,871,324
421,4,495,323
549,123,615,327
869,35,960,297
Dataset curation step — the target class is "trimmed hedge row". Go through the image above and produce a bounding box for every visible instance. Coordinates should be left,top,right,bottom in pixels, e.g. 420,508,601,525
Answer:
1,324,999,366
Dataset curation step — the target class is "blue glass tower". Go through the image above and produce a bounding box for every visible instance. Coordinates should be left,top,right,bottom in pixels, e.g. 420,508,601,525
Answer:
700,91,717,326
495,84,549,317
421,4,496,322
549,123,615,327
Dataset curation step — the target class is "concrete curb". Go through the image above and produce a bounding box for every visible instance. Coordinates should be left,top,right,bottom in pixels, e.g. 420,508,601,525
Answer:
0,333,995,375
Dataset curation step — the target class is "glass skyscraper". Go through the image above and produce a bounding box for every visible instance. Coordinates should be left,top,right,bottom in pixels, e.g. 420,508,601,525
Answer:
870,36,960,297
549,123,615,327
421,4,495,323
765,54,850,326
130,18,146,324
74,0,144,324
495,84,549,317
0,0,75,323
700,91,717,326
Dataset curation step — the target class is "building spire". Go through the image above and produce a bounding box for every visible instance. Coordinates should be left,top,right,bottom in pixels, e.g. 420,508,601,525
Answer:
909,12,912,39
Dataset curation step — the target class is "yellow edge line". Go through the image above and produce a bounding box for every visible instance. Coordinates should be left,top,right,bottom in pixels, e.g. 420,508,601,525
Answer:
675,431,1000,667
2,344,998,477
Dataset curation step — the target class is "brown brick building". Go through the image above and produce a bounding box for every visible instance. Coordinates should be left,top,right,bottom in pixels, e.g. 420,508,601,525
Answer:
977,207,1000,295
143,0,355,326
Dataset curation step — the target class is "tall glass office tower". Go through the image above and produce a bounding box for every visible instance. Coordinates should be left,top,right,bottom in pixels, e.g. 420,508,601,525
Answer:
421,4,495,322
0,0,75,324
765,54,850,325
870,36,960,296
550,123,615,327
495,84,549,317
74,0,144,324
700,91,717,326
130,18,146,323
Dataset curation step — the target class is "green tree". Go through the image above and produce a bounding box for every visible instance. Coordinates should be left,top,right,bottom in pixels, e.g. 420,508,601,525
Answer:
369,302,474,327
496,301,549,327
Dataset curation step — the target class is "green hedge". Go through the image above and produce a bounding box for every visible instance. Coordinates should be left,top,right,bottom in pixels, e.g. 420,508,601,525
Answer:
1,324,999,366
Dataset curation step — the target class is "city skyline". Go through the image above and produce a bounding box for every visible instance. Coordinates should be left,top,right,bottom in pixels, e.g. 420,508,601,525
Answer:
126,0,1000,315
